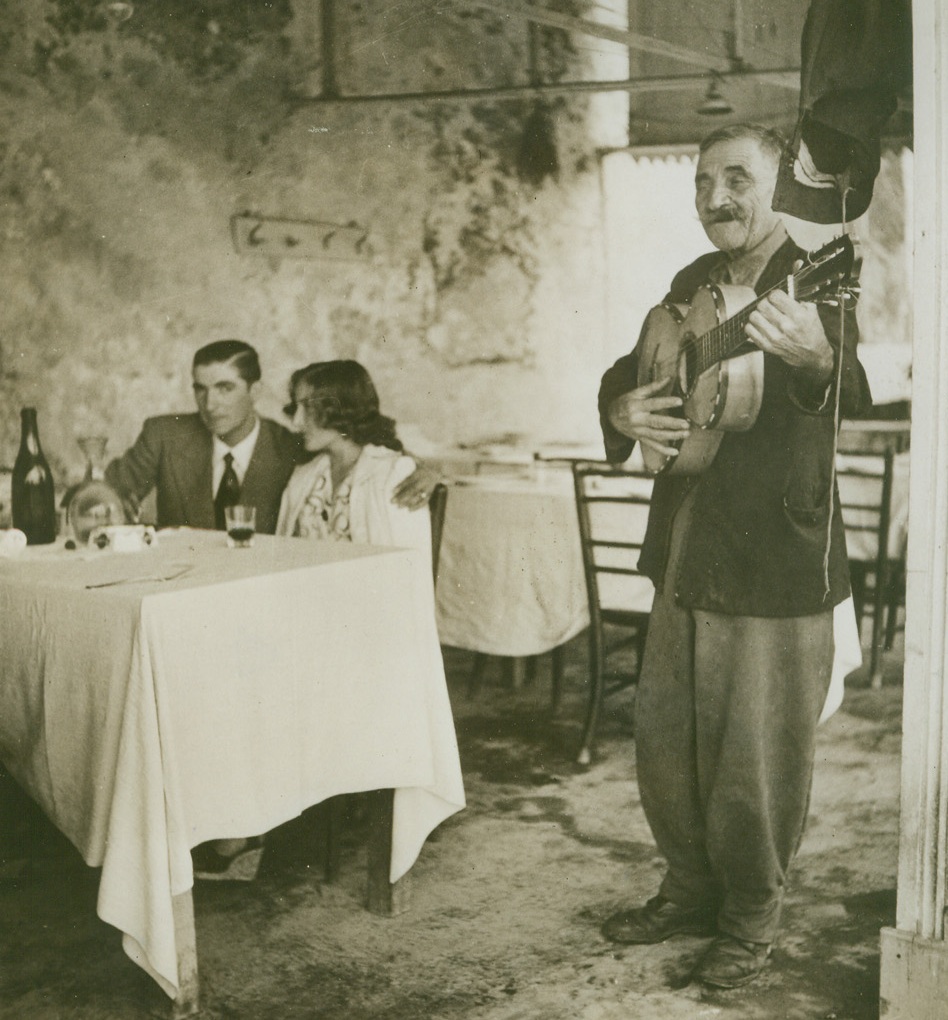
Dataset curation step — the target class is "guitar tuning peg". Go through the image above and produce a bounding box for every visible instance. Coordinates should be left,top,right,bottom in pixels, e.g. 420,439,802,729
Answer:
827,281,860,310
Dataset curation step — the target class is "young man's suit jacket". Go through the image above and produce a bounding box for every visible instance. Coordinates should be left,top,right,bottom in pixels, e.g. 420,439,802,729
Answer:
105,414,303,534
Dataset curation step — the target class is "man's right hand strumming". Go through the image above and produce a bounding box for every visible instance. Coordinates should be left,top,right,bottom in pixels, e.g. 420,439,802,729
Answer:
607,377,691,458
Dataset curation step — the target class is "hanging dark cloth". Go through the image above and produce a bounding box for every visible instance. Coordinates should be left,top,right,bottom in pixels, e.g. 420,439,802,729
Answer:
772,0,913,224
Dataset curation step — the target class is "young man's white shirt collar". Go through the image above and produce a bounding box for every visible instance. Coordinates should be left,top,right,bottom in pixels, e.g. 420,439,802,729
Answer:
212,418,260,495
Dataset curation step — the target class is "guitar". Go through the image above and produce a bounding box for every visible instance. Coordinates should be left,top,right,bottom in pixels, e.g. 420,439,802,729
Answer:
636,234,856,476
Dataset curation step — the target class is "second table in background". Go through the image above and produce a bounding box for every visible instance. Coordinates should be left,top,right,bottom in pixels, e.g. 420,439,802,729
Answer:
435,468,590,661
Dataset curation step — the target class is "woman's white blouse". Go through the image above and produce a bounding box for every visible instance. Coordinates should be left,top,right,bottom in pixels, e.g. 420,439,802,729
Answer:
293,460,353,542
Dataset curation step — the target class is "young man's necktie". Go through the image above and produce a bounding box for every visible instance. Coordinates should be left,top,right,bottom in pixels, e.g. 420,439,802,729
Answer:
214,452,241,530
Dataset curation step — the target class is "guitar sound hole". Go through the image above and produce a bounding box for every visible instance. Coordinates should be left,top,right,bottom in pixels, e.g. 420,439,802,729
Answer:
680,333,698,393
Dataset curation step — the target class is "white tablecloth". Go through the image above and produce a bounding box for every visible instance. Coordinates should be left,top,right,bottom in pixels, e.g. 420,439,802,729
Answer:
0,530,464,999
435,471,591,656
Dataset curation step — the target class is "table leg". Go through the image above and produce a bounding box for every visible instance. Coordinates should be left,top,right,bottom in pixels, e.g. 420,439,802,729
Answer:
365,789,411,915
504,657,527,689
550,643,566,716
168,891,200,1019
467,652,489,698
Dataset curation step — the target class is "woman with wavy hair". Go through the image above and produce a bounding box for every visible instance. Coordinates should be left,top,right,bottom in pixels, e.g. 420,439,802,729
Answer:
275,360,431,556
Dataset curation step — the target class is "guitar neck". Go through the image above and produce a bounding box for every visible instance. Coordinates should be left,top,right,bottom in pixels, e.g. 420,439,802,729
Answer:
692,279,789,378
685,235,853,384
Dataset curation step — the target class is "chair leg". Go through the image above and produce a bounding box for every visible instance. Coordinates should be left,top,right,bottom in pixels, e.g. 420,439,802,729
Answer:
507,657,527,688
884,560,905,651
849,562,867,637
634,624,649,684
467,652,489,698
883,600,899,652
549,644,565,717
577,625,605,766
869,562,888,690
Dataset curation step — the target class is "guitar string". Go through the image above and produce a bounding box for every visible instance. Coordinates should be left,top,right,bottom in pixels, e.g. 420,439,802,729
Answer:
647,281,778,381
648,267,835,380
821,182,854,603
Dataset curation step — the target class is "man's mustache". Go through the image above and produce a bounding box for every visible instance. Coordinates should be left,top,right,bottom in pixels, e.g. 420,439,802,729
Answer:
707,209,741,224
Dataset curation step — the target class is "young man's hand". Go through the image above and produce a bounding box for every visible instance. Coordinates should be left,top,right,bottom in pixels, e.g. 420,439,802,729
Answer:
392,462,442,510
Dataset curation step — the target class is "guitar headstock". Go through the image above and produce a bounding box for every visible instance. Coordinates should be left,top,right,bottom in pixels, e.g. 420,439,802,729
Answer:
792,234,858,304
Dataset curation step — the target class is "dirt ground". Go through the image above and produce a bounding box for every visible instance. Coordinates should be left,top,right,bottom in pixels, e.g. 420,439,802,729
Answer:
0,635,903,1020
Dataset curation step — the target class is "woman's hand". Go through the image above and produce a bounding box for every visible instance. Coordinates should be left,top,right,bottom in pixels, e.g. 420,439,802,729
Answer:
607,377,691,457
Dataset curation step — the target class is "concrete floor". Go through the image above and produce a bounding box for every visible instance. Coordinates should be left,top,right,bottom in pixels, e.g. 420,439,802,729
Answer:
0,632,903,1020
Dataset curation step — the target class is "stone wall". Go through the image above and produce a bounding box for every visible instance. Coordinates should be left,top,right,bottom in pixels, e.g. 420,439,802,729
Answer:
0,0,625,483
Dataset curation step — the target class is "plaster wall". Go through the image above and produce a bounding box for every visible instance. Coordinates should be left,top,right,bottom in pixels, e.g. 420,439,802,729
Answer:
0,1,626,487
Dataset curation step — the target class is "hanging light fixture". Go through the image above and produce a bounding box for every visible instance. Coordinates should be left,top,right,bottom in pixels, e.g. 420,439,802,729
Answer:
698,74,734,116
101,2,134,22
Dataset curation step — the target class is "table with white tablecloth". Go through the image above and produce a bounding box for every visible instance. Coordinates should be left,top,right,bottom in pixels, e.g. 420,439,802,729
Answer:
435,470,594,658
0,530,465,1009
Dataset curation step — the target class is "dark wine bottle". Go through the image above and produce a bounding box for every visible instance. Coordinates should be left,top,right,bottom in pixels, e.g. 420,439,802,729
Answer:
11,407,57,545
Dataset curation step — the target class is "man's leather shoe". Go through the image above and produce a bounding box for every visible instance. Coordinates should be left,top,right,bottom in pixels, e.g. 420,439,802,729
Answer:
601,895,717,944
694,934,772,988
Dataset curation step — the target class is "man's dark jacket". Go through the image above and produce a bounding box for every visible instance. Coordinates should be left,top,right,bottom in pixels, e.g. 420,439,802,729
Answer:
599,237,872,617
105,414,303,535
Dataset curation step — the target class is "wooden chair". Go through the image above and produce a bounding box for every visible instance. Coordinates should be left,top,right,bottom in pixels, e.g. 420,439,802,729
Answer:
571,460,654,765
324,482,449,884
836,448,900,688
